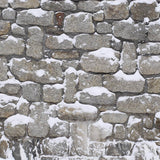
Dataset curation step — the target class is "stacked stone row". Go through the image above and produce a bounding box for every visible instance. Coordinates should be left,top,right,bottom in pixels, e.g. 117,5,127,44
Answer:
1,0,160,159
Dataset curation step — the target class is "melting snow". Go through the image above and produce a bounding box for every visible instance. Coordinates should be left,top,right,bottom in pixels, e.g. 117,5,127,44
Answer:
127,116,141,127
27,8,47,17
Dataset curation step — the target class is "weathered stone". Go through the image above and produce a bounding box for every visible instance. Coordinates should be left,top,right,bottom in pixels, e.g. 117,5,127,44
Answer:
43,84,63,103
137,43,160,55
28,102,50,137
41,0,76,11
64,12,94,33
64,67,77,103
0,0,8,8
48,117,69,138
77,87,116,105
89,120,113,141
78,71,102,90
89,142,105,157
0,20,10,35
26,26,43,59
22,82,41,102
0,57,8,81
130,0,159,21
80,48,119,73
143,115,153,129
4,114,33,138
0,140,8,158
10,0,39,8
101,111,128,123
16,9,54,26
78,1,101,12
0,94,18,118
0,36,25,55
58,101,98,121
143,128,159,140
121,42,137,74
110,36,122,51
148,21,160,41
113,20,146,41
62,60,79,70
2,8,16,20
96,22,112,34
46,34,73,50
17,97,29,116
127,116,142,141
42,137,68,156
103,70,145,93
114,124,126,139
52,50,79,60
104,0,129,20
74,34,111,50
11,23,25,36
10,58,63,84
138,56,160,75
147,77,160,93
70,122,88,156
117,94,160,114
155,112,160,129
106,141,132,156
93,10,104,21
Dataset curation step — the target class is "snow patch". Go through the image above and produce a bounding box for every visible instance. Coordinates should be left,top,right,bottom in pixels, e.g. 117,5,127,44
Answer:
107,0,127,5
0,94,19,105
35,69,45,77
27,8,47,17
127,116,141,127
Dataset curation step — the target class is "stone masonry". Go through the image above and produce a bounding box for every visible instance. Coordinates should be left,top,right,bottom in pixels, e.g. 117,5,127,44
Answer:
1,0,160,159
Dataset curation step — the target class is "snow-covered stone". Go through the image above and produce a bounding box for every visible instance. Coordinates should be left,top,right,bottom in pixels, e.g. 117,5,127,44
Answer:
11,23,25,36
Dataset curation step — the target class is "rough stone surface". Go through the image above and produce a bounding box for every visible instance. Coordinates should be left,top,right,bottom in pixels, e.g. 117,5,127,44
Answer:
80,48,119,73
10,58,63,84
26,26,43,59
78,72,102,90
46,34,73,50
103,71,145,93
0,57,8,81
43,84,63,103
104,1,129,20
113,20,146,41
114,124,126,139
121,42,137,73
22,82,41,102
74,34,111,50
16,9,54,26
64,12,94,33
0,139,9,159
0,20,10,36
96,22,112,34
10,0,39,9
0,36,24,56
11,23,25,36
117,94,160,113
77,87,116,105
42,137,68,156
58,102,98,121
0,0,8,8
101,111,128,124
138,56,160,75
130,1,159,21
143,116,153,129
2,8,16,20
147,78,160,93
93,11,104,21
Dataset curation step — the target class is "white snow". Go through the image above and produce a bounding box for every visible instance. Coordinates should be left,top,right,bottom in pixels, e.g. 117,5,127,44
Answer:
6,36,18,43
65,67,77,75
4,114,34,127
101,110,126,115
53,34,73,44
19,144,28,160
120,17,134,24
47,117,63,128
0,94,19,105
107,0,127,5
113,70,145,81
0,78,20,88
35,69,45,77
155,112,160,119
16,97,28,110
27,8,47,17
150,56,160,62
127,116,142,127
43,84,63,90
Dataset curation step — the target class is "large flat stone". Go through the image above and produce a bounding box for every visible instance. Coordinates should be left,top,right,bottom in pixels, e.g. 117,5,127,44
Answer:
103,70,145,93
64,12,94,33
80,48,119,73
117,94,160,113
9,58,63,84
16,9,54,26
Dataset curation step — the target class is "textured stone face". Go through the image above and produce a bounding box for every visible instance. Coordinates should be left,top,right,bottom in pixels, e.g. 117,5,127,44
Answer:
2,8,16,20
96,22,112,34
147,78,160,93
80,48,119,73
10,58,63,84
117,94,160,113
103,71,145,93
0,0,8,8
16,9,54,26
0,57,8,81
104,0,129,20
93,11,104,21
113,20,146,41
74,34,111,50
64,13,94,33
0,36,24,56
9,0,39,8
11,23,25,36
130,1,158,21
148,22,160,41
114,124,125,139
138,56,160,75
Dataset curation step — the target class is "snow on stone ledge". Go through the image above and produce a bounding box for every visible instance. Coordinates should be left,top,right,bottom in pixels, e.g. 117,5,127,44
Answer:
0,94,19,105
4,114,34,127
107,0,128,5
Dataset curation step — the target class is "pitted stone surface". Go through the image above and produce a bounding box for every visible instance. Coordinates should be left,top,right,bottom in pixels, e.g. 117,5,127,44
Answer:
0,57,8,81
64,12,94,33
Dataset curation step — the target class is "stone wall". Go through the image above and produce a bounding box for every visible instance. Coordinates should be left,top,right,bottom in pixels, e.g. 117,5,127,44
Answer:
0,0,160,159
